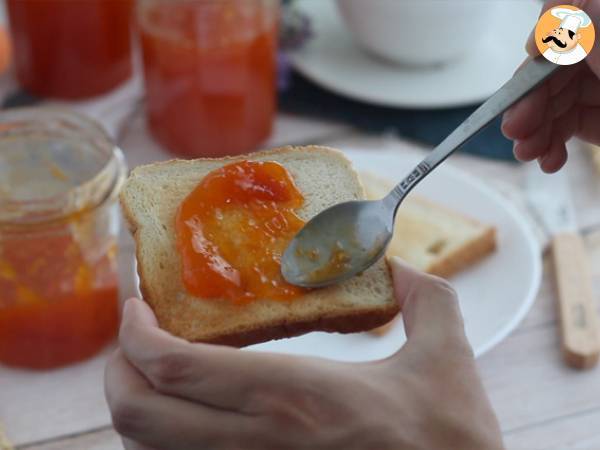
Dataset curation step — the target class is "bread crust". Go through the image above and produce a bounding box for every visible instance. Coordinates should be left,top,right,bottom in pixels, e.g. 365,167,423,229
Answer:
206,307,399,347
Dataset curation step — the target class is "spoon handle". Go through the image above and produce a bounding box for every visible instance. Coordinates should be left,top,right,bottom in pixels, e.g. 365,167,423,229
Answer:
386,56,560,205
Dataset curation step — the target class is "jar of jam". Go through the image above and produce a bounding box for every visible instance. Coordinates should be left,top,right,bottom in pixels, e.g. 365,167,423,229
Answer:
0,108,126,369
136,0,279,158
6,0,134,99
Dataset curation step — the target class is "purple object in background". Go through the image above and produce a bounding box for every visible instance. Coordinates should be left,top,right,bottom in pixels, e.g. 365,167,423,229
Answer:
278,3,313,91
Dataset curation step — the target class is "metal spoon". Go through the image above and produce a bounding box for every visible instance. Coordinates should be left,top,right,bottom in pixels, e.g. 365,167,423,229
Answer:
281,56,560,288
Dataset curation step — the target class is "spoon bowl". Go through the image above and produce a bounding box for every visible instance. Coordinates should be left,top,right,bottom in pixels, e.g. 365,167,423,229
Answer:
281,199,393,287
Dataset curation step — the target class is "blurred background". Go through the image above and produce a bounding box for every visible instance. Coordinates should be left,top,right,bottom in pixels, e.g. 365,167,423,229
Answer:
0,0,542,159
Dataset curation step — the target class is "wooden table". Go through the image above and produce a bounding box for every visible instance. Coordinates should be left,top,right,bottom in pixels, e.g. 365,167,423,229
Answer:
2,109,600,450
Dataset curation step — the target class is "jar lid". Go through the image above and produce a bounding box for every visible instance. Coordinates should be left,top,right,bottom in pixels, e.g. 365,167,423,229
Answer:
0,107,127,227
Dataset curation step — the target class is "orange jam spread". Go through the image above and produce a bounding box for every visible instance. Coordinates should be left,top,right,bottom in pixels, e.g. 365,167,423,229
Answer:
176,160,308,302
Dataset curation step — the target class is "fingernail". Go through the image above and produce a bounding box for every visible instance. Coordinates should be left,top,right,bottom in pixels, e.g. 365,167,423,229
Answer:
513,140,526,162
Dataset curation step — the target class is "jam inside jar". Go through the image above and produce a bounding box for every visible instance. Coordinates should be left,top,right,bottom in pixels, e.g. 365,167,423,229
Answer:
137,0,279,158
0,109,127,369
6,0,134,99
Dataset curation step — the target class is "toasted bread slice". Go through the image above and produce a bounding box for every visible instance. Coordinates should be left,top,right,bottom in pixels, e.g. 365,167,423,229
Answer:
361,172,496,336
361,171,496,278
121,146,398,347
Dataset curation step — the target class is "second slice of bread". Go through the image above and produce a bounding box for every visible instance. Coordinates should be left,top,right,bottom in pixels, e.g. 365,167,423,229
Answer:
361,171,496,278
121,146,398,347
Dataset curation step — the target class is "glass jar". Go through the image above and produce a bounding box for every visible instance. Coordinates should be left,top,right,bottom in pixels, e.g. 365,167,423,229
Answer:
137,0,279,158
6,0,134,99
0,108,126,369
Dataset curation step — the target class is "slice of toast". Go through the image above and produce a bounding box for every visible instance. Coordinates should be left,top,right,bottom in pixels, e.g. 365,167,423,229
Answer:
361,172,496,336
120,146,398,347
361,172,496,279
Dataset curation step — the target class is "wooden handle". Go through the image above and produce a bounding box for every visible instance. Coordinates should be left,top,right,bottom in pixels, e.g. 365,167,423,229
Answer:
552,233,600,369
590,144,600,175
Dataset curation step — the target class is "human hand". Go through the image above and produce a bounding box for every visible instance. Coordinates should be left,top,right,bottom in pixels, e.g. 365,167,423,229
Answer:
105,257,503,450
502,0,600,173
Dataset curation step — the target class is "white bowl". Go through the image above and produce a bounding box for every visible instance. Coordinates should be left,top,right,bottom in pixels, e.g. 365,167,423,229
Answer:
336,0,500,66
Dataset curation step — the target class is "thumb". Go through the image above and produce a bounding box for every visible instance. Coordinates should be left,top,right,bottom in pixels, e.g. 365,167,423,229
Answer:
388,256,470,356
119,298,190,367
122,297,159,328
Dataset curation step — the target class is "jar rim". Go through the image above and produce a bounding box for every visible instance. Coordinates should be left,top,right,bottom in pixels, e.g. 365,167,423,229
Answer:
0,107,127,227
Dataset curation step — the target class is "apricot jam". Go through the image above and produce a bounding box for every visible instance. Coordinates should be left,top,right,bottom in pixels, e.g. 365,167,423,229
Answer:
176,161,307,302
0,231,119,369
7,0,133,99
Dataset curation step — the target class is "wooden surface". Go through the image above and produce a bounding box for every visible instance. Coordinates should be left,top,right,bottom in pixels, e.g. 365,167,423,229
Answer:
2,109,600,450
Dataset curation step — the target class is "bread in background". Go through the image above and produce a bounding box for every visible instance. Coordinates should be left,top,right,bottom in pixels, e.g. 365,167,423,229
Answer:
360,171,496,335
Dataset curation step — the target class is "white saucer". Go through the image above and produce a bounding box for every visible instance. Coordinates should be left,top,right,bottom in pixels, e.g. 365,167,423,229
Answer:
290,0,541,108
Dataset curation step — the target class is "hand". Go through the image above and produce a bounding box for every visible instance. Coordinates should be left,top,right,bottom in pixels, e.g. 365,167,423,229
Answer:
105,257,503,450
502,0,600,173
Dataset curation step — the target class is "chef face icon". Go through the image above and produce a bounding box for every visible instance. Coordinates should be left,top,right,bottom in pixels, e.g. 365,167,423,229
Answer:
542,27,580,53
535,5,595,65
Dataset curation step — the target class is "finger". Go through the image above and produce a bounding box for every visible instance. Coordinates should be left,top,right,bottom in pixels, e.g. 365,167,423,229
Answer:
577,106,600,145
548,81,579,120
580,71,600,106
554,103,580,143
388,257,470,356
503,54,581,140
514,101,576,164
547,63,582,96
105,349,257,450
119,298,294,413
510,68,583,160
513,121,552,162
502,82,549,140
538,136,568,173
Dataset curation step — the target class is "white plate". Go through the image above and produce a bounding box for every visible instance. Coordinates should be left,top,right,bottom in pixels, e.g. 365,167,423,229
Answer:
290,0,541,108
249,148,542,360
